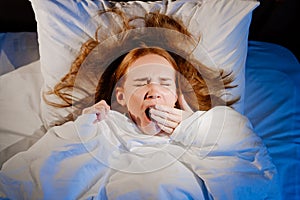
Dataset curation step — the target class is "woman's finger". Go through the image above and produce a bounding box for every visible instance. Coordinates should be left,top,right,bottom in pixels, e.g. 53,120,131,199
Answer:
157,123,174,135
151,104,193,124
149,108,181,123
82,100,110,123
149,112,179,128
94,100,110,111
155,95,194,121
154,104,182,116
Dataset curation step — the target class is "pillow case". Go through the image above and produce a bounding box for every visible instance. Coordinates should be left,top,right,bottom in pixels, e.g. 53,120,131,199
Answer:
29,0,259,129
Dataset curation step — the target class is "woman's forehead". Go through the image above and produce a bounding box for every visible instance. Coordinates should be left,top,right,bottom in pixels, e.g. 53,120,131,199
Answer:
126,64,176,78
129,54,173,70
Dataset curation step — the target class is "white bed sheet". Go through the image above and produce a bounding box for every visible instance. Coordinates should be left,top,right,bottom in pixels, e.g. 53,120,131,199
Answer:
0,60,45,166
0,107,279,199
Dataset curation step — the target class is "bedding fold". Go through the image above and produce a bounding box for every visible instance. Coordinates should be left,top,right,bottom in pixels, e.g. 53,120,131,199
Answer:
0,106,280,199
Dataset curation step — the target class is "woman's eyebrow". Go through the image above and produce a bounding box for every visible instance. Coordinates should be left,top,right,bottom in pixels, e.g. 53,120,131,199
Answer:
160,77,173,81
133,77,173,82
133,77,149,82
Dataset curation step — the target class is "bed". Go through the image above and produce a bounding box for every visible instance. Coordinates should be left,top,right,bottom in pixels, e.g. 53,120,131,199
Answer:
0,0,299,199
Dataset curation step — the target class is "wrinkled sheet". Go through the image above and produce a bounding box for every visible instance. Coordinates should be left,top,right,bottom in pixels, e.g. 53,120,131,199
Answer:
0,106,280,199
245,41,300,199
0,60,44,166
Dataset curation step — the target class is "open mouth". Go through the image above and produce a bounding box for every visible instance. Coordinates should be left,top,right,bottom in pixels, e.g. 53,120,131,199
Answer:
145,107,151,121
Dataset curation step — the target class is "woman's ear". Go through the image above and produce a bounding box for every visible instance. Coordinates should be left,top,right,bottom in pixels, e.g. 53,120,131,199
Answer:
116,87,126,106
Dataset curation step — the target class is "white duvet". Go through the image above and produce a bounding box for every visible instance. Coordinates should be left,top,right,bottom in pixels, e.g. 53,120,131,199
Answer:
0,106,280,199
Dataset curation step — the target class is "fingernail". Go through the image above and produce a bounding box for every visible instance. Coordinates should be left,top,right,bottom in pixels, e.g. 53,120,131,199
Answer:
148,109,151,114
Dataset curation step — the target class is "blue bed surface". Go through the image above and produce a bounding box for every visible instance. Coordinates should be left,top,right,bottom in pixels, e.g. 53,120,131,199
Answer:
245,40,300,199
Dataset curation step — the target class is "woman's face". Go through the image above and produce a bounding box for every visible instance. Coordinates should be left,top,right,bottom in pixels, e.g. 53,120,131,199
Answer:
116,54,178,135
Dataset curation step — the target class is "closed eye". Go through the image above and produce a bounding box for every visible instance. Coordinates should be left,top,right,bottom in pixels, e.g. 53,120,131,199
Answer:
133,77,149,87
160,80,173,87
133,83,147,87
160,77,174,87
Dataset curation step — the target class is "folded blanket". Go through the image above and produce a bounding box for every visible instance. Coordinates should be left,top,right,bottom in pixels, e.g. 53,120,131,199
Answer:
0,106,280,199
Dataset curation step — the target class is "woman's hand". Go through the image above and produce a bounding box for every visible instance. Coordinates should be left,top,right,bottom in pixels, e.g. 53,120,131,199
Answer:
149,94,194,135
82,100,110,123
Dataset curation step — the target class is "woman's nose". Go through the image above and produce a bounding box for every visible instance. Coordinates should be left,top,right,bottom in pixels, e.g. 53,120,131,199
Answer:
144,84,161,99
146,93,161,99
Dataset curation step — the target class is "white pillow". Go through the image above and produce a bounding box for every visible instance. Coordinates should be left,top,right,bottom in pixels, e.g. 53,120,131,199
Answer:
29,0,259,129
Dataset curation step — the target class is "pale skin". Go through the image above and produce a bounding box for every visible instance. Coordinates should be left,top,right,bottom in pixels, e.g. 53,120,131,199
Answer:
82,54,193,135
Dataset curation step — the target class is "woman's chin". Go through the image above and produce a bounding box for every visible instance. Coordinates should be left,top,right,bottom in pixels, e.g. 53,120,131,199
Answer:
139,121,161,136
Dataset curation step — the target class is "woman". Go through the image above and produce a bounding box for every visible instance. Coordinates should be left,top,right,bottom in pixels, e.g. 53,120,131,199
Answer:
0,9,280,200
44,10,238,128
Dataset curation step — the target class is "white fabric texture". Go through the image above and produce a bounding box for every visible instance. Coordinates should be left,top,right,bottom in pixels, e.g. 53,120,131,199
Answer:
0,61,44,166
0,106,280,199
28,0,259,129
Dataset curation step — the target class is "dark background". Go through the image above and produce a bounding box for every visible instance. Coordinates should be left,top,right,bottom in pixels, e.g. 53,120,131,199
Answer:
0,0,299,61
